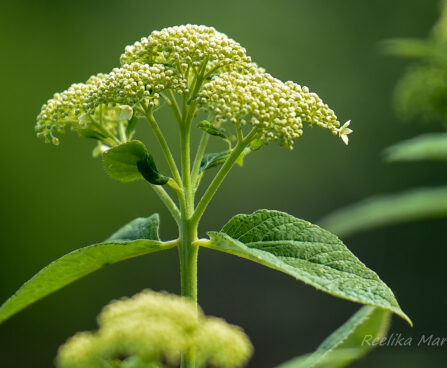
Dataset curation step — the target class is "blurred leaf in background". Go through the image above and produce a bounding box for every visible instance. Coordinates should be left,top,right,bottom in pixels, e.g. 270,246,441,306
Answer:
322,0,447,237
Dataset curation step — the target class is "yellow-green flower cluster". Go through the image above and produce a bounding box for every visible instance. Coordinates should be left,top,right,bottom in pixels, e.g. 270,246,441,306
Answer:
199,69,342,149
56,290,253,368
120,25,252,78
36,74,105,145
37,24,349,149
88,62,188,111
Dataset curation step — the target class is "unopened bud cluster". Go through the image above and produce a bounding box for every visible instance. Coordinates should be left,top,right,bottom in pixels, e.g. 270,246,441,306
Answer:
56,290,253,368
36,24,350,149
36,74,105,145
121,25,252,77
200,70,340,149
87,62,188,111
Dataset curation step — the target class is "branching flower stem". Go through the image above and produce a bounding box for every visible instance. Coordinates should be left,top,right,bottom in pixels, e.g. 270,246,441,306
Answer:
145,109,183,186
191,131,209,188
156,60,259,368
150,185,181,225
192,128,258,226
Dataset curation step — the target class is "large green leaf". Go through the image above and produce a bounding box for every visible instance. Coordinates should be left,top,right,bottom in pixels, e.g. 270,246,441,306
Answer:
276,306,391,368
205,210,410,324
103,140,148,182
103,140,168,185
0,214,176,324
319,186,447,237
385,133,447,162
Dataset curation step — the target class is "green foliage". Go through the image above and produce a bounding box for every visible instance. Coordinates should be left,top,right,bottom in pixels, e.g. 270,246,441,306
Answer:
382,1,447,125
137,154,170,185
0,215,176,324
393,64,447,123
320,186,447,237
381,39,447,63
385,132,447,161
199,148,251,173
276,306,391,368
204,210,410,324
197,120,228,140
321,1,447,239
103,141,168,185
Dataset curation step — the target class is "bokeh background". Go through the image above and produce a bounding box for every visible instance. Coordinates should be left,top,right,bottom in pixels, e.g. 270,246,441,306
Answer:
1,0,446,367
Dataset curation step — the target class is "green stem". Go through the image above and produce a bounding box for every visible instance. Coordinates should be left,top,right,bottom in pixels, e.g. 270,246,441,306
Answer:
150,185,181,225
167,89,183,125
192,128,258,226
179,219,198,301
145,110,183,186
178,212,198,368
180,124,193,210
191,131,209,188
179,205,198,368
177,65,206,367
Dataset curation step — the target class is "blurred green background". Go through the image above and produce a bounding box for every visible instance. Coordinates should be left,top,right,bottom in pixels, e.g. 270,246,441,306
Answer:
1,0,446,366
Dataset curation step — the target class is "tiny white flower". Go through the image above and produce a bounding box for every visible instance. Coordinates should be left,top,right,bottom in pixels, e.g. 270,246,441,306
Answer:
339,120,353,145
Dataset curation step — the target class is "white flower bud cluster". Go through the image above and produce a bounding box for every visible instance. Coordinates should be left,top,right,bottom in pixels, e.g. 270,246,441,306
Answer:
88,62,188,111
120,25,252,76
56,290,253,368
35,74,105,145
199,69,341,149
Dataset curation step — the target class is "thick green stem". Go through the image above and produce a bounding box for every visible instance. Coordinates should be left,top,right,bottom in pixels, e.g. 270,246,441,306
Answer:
172,59,212,367
179,193,199,368
178,70,203,367
179,219,198,301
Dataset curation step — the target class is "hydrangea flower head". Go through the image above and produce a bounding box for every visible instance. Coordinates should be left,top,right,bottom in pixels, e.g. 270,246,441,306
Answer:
35,74,105,145
200,69,342,149
36,24,350,151
56,290,253,368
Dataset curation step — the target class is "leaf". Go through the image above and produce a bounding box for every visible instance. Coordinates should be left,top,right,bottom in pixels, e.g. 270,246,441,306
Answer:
319,186,447,237
276,306,391,368
0,214,176,324
137,154,169,185
103,140,148,182
381,39,446,63
384,133,447,162
103,140,168,185
249,138,264,151
206,210,410,324
197,120,227,140
126,116,139,138
200,148,251,173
